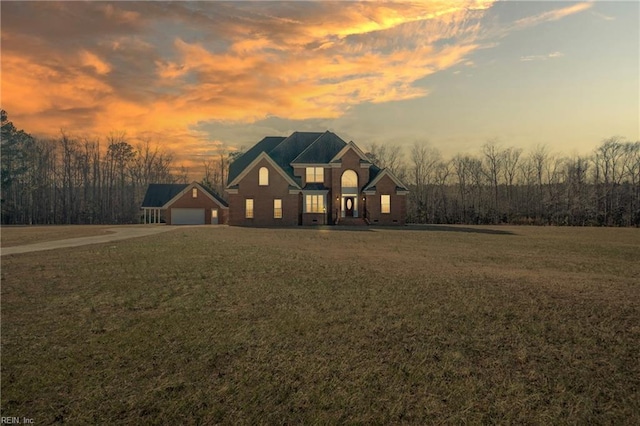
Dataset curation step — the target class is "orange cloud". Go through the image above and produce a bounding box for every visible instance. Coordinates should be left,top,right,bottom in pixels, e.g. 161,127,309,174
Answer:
1,0,590,174
80,50,112,75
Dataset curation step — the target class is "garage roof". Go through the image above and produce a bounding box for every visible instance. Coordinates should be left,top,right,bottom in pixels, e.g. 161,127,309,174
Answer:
142,183,228,208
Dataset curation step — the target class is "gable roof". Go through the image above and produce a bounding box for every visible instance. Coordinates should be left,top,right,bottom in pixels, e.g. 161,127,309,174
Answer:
142,182,228,209
226,151,301,189
142,184,189,207
363,168,409,192
291,131,347,164
225,131,405,193
330,140,371,163
226,132,323,188
161,181,228,209
227,136,285,186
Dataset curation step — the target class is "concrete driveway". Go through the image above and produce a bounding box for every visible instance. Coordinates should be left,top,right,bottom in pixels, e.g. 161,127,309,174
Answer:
1,226,181,256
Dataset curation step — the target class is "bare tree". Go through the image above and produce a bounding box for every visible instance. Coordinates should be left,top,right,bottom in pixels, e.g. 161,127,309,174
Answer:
409,142,441,223
624,141,640,225
593,137,628,224
481,140,505,222
366,142,406,181
433,160,452,223
502,146,522,216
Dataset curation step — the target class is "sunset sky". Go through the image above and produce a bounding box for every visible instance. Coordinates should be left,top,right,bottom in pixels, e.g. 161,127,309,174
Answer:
1,1,638,172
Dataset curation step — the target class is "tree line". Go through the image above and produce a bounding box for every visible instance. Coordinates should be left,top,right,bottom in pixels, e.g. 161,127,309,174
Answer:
2,110,639,226
1,110,186,224
368,137,640,226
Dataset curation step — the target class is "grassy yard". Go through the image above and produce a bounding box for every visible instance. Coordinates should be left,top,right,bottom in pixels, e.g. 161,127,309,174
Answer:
1,225,117,247
1,225,639,424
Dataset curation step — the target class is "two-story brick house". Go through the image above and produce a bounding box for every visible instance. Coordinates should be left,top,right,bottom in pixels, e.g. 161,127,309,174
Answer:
226,131,408,226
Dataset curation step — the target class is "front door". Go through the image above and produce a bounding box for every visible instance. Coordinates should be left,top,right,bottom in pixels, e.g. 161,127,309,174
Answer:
345,197,354,217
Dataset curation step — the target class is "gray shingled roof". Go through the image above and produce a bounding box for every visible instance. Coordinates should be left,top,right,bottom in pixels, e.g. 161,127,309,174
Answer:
227,132,324,187
365,164,381,188
362,166,409,192
142,183,228,208
302,183,329,191
227,136,285,185
292,131,347,164
141,184,188,207
268,132,324,183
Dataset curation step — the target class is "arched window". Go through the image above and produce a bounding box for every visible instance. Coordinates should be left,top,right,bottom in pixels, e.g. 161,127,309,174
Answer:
259,167,269,186
341,170,358,189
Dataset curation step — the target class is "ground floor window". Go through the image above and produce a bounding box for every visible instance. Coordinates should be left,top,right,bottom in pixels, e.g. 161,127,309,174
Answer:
246,199,254,218
274,199,282,218
305,194,324,213
381,195,390,213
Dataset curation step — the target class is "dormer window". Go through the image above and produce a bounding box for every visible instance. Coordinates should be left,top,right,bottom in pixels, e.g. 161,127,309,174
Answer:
259,167,269,186
306,167,324,183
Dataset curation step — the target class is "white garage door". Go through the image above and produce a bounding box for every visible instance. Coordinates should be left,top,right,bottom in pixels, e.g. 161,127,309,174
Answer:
171,208,205,225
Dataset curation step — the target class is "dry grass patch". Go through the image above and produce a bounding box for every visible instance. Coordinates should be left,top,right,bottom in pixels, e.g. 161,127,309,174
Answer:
1,225,118,247
2,225,639,423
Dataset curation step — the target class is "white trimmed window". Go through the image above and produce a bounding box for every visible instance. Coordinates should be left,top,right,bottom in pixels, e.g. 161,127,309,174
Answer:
274,199,282,219
259,167,269,186
381,195,391,214
305,194,324,213
245,199,254,218
306,167,324,183
192,188,198,198
341,170,358,189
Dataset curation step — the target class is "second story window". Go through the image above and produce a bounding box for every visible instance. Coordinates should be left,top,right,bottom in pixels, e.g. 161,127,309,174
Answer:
259,167,269,186
306,167,324,183
192,188,198,198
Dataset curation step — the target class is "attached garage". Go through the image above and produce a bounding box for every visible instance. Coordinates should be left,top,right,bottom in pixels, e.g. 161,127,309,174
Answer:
171,208,205,225
141,182,229,225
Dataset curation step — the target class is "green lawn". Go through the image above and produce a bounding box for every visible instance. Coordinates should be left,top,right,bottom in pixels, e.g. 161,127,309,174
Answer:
2,225,639,424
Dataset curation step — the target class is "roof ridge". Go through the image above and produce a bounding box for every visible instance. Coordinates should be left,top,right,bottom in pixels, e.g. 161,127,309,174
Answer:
290,131,330,163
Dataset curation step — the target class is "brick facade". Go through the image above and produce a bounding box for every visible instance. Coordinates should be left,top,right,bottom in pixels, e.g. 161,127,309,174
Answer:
228,158,299,226
226,132,408,227
365,175,406,225
166,186,228,225
330,148,371,221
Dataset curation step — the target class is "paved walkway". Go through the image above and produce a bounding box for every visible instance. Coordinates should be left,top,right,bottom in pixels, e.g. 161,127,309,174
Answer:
1,226,181,256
